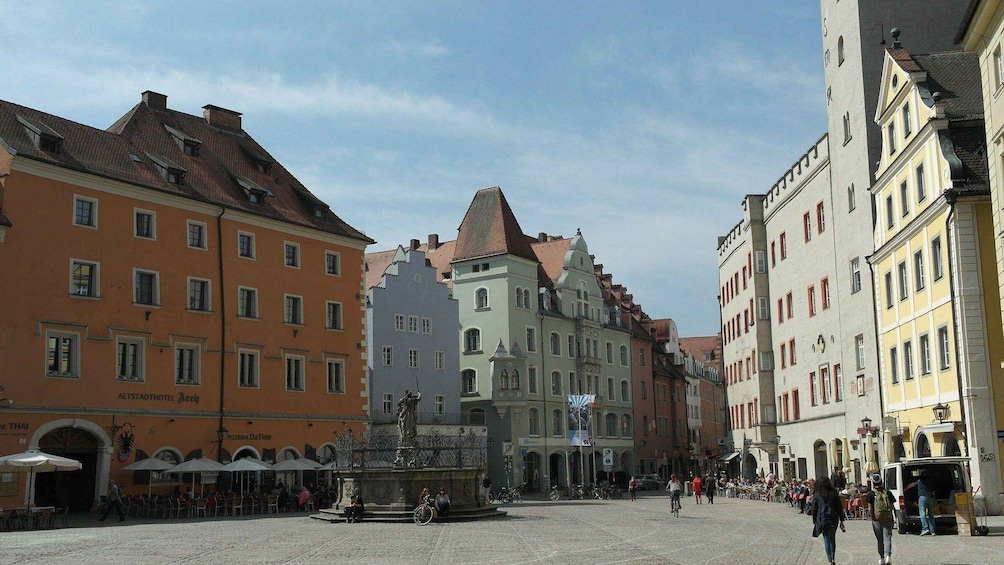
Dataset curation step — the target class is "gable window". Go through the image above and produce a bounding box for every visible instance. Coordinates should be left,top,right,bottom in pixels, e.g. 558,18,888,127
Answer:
887,123,896,154
175,344,200,385
46,332,79,378
284,295,303,325
902,102,912,137
238,287,258,318
475,288,489,309
284,242,300,268
327,359,345,393
116,338,144,382
187,221,206,249
326,302,343,330
135,210,156,239
464,328,481,353
74,196,97,228
134,269,159,306
238,232,255,259
462,369,476,394
188,278,211,312
238,350,259,387
995,46,1004,90
70,260,98,297
285,355,304,391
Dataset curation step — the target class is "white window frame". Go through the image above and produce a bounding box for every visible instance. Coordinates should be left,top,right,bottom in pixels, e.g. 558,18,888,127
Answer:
549,332,561,356
133,268,160,306
421,317,432,334
237,231,256,260
619,345,628,366
758,297,769,320
327,359,345,394
462,369,477,394
325,250,341,276
187,220,208,250
475,287,489,309
465,328,482,353
382,346,393,367
408,348,419,369
69,258,100,298
284,294,304,325
73,195,98,229
285,354,305,391
237,286,259,319
850,257,861,294
434,350,445,371
937,326,951,370
394,314,405,332
903,340,914,380
932,235,944,280
914,250,925,292
326,301,343,330
238,349,260,388
284,241,301,269
134,208,157,240
382,393,394,414
408,315,419,333
187,277,212,312
434,395,445,416
175,343,201,386
919,333,931,376
755,250,766,273
855,334,865,370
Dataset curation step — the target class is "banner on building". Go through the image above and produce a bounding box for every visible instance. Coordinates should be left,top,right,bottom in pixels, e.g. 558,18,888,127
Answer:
567,394,595,446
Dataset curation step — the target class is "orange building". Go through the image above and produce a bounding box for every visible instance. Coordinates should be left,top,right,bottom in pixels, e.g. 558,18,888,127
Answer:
0,92,372,510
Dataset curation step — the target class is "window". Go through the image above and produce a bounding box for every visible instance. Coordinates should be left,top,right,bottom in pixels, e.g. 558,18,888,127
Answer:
549,332,561,356
605,342,613,364
785,292,793,319
916,164,926,202
887,123,896,154
937,326,951,370
238,287,258,318
408,349,419,369
771,241,777,266
70,260,98,297
821,277,830,309
525,327,536,352
903,340,914,380
913,250,925,292
325,251,341,276
919,334,931,375
843,112,851,143
383,393,394,414
238,350,259,387
760,351,773,371
810,371,818,406
884,271,894,308
551,371,562,396
995,46,1003,90
837,36,844,65
395,314,405,332
187,221,206,249
462,369,476,394
475,288,489,309
834,364,843,402
816,202,825,233
792,389,800,420
421,318,431,334
898,262,908,301
134,270,159,305
528,408,539,436
175,344,200,385
523,288,531,310
606,377,615,399
434,350,444,370
758,297,769,320
900,181,909,217
756,250,766,273
850,258,861,293
855,334,865,370
821,366,831,404
73,196,97,228
285,355,304,391
382,346,393,367
777,298,784,322
902,102,911,137
619,345,628,366
135,210,156,239
188,278,211,311
116,338,144,382
779,232,787,259
238,232,255,259
640,381,647,400
803,212,812,242
461,328,480,353
886,195,894,229
932,236,943,280
639,348,645,366
46,332,78,377
567,335,576,358
284,242,300,268
620,380,629,402
514,287,524,308
553,410,564,437
408,315,418,333
327,359,345,393
890,346,899,384
848,184,856,211
512,369,521,390
326,302,343,330
528,366,538,394
284,295,303,325
789,338,796,365
807,286,816,316
605,413,617,437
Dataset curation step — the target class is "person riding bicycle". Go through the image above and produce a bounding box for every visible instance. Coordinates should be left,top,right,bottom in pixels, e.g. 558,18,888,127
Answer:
667,474,683,510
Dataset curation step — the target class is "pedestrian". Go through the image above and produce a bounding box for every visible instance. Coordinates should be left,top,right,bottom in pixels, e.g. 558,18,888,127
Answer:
911,472,936,535
830,466,847,491
481,474,492,506
705,474,716,504
628,476,638,501
98,479,125,523
811,475,846,565
867,473,894,565
692,474,703,504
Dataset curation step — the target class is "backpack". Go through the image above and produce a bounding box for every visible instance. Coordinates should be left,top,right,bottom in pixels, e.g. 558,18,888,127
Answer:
816,495,838,528
873,489,893,522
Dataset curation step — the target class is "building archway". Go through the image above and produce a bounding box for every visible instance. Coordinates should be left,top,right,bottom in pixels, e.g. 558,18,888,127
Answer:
548,452,565,489
233,446,261,460
943,435,962,457
915,433,932,458
523,451,542,493
813,440,828,480
742,453,757,479
32,423,108,511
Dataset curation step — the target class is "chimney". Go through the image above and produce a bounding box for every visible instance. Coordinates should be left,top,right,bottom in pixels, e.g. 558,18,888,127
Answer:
428,233,439,250
410,238,420,251
538,232,547,242
202,104,242,130
142,91,167,111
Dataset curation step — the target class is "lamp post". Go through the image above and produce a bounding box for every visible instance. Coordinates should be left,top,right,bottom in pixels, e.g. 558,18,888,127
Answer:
932,403,948,424
216,426,228,462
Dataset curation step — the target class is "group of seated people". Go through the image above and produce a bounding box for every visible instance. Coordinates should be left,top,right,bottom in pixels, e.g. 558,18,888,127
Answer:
342,485,451,523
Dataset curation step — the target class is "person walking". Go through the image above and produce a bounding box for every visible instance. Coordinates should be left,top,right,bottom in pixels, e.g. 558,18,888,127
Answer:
628,476,638,501
98,479,125,523
692,474,703,504
915,473,936,535
481,475,492,506
705,474,716,504
868,473,894,565
812,475,846,565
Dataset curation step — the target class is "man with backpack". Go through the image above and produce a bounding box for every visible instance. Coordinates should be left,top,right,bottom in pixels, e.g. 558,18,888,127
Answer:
867,473,895,565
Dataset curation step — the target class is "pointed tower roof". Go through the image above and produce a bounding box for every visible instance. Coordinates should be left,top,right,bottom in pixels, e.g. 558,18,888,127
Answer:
490,339,510,361
509,340,527,359
453,186,539,264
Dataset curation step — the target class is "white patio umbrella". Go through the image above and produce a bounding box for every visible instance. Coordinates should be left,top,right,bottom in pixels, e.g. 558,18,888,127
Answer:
270,458,321,472
121,457,176,496
0,449,82,505
864,433,880,474
220,458,272,495
166,457,224,494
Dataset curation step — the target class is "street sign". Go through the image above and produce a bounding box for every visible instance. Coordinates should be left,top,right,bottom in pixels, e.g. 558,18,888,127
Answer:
602,448,614,466
603,464,613,472
503,441,513,456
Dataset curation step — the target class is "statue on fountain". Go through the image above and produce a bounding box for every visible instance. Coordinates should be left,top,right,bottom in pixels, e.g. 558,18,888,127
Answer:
394,390,421,467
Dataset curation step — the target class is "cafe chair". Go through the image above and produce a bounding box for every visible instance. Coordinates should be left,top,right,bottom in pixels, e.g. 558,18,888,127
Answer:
194,498,208,518
267,495,279,514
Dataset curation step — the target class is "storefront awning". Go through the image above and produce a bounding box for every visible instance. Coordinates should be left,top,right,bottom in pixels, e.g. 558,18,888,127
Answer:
718,452,739,461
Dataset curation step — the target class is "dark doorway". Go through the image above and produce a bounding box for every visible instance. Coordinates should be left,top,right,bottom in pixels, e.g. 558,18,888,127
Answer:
36,427,100,511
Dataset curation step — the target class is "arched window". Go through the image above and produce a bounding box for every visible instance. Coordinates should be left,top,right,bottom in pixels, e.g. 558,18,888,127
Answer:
152,448,182,484
605,413,617,437
619,345,628,366
837,36,844,65
461,369,476,394
499,369,509,390
515,287,523,308
552,409,564,436
528,408,539,436
523,289,531,309
464,328,481,353
551,371,562,395
621,414,632,437
511,369,520,390
475,287,489,309
550,332,561,355
620,380,630,402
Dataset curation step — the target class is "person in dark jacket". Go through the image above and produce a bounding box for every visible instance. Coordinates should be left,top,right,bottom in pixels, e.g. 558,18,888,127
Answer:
812,476,846,565
704,474,716,504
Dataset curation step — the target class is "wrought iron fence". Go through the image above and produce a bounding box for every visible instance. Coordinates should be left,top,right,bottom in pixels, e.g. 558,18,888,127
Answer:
328,427,486,470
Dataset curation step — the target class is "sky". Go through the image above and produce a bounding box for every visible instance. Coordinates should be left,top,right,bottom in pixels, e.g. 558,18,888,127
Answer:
0,1,827,336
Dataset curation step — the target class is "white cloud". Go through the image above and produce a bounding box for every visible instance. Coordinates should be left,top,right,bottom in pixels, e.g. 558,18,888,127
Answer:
388,40,450,58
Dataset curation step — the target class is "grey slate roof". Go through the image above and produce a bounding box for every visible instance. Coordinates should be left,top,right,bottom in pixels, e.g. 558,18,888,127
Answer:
913,51,984,121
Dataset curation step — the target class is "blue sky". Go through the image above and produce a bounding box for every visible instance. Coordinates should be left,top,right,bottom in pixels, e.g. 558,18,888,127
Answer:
0,1,826,336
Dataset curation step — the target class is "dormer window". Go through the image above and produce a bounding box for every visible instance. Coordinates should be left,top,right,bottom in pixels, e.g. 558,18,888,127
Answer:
17,115,63,154
183,141,200,156
249,192,262,204
240,144,273,174
145,153,187,185
255,161,271,174
233,175,273,205
165,125,202,157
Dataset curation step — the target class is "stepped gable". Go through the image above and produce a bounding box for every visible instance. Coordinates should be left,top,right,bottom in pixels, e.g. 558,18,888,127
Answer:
416,238,458,287
364,248,400,289
453,186,538,264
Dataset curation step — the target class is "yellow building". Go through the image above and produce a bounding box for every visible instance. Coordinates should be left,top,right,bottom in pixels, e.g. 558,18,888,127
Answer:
869,35,1003,514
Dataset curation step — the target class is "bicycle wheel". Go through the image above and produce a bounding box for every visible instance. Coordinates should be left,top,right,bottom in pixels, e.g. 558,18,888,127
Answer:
549,489,560,501
413,505,434,525
500,492,511,504
487,491,496,504
512,491,522,504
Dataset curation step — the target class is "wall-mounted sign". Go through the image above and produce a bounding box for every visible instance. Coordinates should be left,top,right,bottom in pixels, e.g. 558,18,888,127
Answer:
117,392,200,405
225,433,272,441
0,421,29,436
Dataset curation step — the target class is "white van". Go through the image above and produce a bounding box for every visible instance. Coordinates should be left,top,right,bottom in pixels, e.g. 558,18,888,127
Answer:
881,457,970,535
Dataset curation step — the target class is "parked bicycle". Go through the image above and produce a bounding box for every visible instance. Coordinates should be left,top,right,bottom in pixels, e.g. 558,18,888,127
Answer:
488,486,522,504
413,495,436,525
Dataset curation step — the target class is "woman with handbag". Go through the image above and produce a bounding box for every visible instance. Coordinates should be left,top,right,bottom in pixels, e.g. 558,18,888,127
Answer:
811,476,846,565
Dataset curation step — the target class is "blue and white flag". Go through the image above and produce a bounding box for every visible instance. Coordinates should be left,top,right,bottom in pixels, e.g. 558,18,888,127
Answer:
567,394,595,446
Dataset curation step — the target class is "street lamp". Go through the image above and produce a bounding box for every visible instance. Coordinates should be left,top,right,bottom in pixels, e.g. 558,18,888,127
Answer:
858,416,878,438
932,403,948,424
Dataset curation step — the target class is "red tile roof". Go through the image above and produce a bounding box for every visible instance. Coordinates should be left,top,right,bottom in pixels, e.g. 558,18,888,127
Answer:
531,238,571,284
679,335,719,357
364,248,400,290
454,186,538,263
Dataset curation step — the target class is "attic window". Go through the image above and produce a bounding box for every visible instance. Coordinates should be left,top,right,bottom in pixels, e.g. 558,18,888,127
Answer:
249,192,262,204
255,161,271,174
313,209,324,218
240,144,273,174
16,115,63,154
165,125,202,157
233,175,273,205
183,141,200,156
145,153,187,185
